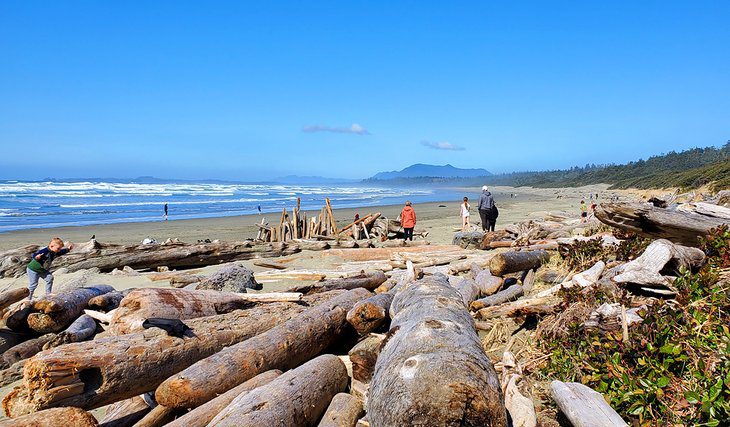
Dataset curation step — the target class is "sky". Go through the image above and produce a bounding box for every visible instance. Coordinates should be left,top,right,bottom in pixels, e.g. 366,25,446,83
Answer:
1,1,729,181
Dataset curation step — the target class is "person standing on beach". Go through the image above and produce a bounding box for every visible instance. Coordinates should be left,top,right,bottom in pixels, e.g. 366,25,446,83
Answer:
27,237,74,300
460,197,471,231
164,203,168,221
478,186,494,232
580,200,588,222
400,201,417,241
257,205,262,215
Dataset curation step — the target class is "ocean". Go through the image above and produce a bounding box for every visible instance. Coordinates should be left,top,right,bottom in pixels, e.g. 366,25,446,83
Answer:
0,180,461,232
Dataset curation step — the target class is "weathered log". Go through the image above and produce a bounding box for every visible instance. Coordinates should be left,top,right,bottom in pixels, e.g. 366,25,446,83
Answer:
85,309,113,324
0,360,26,387
368,274,508,426
454,277,481,306
500,351,537,427
470,285,524,311
208,354,348,427
473,268,504,296
131,404,175,427
596,201,728,247
155,288,371,410
2,297,331,416
612,239,705,291
319,392,364,427
0,288,29,311
2,334,56,366
489,250,549,276
346,293,393,335
5,302,34,332
99,396,151,427
0,328,26,354
42,314,97,350
0,240,300,278
109,288,302,335
476,296,560,319
165,370,282,427
287,271,386,295
349,334,384,383
88,289,134,312
452,231,485,249
535,261,606,298
550,381,627,427
0,406,99,427
17,285,115,334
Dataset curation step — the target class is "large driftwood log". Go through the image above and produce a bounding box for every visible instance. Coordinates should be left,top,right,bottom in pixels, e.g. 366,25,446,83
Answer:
287,271,386,295
0,240,300,278
208,354,348,427
0,288,29,311
368,274,508,426
1,297,331,416
596,201,729,246
0,406,99,427
489,250,549,276
165,370,282,427
109,288,302,335
454,277,481,306
349,334,384,383
155,288,371,410
0,329,26,354
319,392,364,427
99,395,151,427
612,239,705,291
550,381,627,427
2,334,56,367
470,284,524,311
346,293,393,335
88,289,134,312
43,314,96,349
21,285,115,334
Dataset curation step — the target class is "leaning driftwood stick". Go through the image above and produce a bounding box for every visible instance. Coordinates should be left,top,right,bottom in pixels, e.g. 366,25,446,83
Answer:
346,293,393,335
1,297,331,416
489,250,550,276
23,285,115,334
0,288,29,311
349,334,384,383
319,392,364,427
550,380,627,427
208,354,348,427
368,274,508,426
165,370,282,427
535,261,605,298
155,288,371,410
287,271,387,295
84,309,113,324
470,284,524,311
99,395,151,427
0,407,99,427
43,314,97,349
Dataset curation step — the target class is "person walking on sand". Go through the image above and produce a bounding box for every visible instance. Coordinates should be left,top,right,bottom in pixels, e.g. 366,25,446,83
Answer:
580,200,588,222
478,186,494,232
27,237,74,300
460,197,471,231
164,203,168,221
400,201,417,241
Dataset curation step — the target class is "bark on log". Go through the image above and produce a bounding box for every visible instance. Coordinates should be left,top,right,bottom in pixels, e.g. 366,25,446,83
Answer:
109,288,302,335
1,297,331,416
349,334,384,383
88,289,134,312
155,288,371,410
15,285,114,334
99,396,151,427
489,250,549,276
287,271,386,295
165,370,282,427
595,201,729,247
319,392,364,427
0,288,29,311
346,293,393,335
43,314,97,350
208,354,348,427
470,285,524,311
368,274,508,426
0,241,300,278
2,334,56,366
0,406,99,427
550,381,627,427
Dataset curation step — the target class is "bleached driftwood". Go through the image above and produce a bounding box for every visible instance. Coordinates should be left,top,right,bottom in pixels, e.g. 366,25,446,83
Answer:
534,261,605,298
500,351,536,427
550,380,627,427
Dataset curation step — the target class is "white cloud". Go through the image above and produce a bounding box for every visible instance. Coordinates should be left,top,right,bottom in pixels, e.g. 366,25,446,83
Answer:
302,123,371,135
420,140,465,151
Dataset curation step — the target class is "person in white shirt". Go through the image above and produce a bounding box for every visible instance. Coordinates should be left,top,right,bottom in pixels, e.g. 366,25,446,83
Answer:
460,196,471,231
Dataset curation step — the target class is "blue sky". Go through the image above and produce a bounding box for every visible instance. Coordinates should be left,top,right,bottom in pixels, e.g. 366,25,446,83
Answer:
1,1,728,180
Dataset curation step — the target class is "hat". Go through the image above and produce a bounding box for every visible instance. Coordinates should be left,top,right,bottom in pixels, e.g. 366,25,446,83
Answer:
482,186,488,191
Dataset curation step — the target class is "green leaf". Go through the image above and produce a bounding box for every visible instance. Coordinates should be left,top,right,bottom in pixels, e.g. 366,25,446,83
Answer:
656,376,670,388
685,391,700,404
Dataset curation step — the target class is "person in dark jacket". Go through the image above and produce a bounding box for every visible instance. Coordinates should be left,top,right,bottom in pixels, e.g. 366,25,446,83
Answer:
27,237,74,300
477,186,494,231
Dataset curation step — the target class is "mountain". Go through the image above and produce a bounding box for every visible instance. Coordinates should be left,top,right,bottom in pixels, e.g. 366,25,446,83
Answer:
369,164,491,180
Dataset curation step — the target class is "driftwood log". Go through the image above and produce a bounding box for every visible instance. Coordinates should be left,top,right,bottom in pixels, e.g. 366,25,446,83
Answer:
470,284,524,311
0,329,26,354
501,351,537,427
109,288,302,335
0,360,26,388
132,404,176,427
346,293,393,335
596,201,729,247
99,395,151,427
165,370,282,427
208,354,348,427
88,289,134,312
489,250,549,276
20,285,115,334
0,406,99,427
550,381,627,427
155,288,371,410
319,392,364,427
368,274,508,426
43,314,96,349
0,288,29,311
2,334,56,367
349,334,384,383
476,296,561,319
1,297,331,416
287,271,387,295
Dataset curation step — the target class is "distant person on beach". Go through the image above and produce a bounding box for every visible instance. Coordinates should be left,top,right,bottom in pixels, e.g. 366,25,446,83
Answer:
478,186,495,232
460,197,471,231
590,200,597,217
164,203,168,221
400,201,416,241
257,205,262,214
580,200,588,222
27,237,74,300
489,201,499,231
354,213,360,222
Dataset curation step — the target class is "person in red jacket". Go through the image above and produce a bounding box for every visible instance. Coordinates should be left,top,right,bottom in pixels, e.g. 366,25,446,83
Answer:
400,201,417,241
